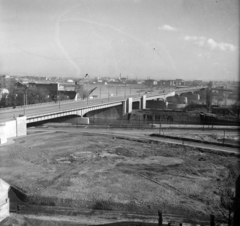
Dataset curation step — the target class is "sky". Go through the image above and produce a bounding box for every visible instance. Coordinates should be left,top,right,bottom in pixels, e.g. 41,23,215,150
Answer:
0,0,239,81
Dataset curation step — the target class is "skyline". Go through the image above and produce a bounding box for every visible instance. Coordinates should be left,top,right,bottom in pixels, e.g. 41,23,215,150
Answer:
0,0,239,81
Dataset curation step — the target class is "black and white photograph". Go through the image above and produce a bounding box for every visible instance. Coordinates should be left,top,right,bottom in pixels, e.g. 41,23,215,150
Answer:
0,0,239,225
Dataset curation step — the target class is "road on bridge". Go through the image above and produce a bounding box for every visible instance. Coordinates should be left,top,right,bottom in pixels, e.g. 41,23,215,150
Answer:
0,92,152,122
0,86,204,123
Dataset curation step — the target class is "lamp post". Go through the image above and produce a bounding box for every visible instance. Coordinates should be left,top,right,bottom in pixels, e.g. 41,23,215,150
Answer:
25,87,28,107
108,85,109,102
57,90,60,109
23,85,29,115
14,94,17,108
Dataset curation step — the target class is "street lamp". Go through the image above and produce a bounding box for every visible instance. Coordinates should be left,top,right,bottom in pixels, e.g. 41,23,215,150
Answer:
23,84,29,115
57,90,60,109
14,94,17,108
108,85,109,102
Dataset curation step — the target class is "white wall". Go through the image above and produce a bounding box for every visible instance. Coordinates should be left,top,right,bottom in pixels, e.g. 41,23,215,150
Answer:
0,116,27,144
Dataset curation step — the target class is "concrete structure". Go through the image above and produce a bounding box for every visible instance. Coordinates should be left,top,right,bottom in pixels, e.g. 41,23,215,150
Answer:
122,100,127,115
0,116,27,144
141,95,146,109
144,79,158,86
127,97,133,113
180,93,200,103
0,179,10,222
167,103,187,109
166,95,187,105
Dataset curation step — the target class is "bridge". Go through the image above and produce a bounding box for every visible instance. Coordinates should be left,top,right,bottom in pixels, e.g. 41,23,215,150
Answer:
0,86,206,144
0,86,206,124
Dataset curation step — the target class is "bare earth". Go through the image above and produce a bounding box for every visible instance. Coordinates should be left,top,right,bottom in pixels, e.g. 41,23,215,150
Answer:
0,127,239,223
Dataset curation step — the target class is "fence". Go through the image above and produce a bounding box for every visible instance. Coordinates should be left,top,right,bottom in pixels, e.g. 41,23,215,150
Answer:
88,117,240,127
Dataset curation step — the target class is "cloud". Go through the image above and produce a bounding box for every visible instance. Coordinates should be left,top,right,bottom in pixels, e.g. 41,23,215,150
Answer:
184,35,237,51
207,39,237,51
158,25,177,31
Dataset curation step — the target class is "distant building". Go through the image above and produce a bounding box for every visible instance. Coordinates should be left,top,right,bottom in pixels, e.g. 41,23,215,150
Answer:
126,80,137,84
158,80,175,87
120,77,128,83
175,79,185,86
144,79,158,86
0,75,18,91
15,81,76,99
158,79,185,87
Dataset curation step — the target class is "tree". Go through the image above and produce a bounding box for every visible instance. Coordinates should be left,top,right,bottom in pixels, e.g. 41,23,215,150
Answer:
0,79,52,107
26,87,50,104
218,188,235,226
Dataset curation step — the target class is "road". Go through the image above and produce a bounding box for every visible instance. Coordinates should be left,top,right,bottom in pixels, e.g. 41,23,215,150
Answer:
0,92,146,122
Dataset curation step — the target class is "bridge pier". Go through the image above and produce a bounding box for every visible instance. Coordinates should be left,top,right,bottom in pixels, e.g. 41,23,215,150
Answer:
78,116,89,124
122,101,126,115
127,97,133,113
141,95,146,109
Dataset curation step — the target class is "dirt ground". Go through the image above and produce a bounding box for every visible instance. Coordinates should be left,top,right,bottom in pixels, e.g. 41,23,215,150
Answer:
0,128,239,220
162,129,240,145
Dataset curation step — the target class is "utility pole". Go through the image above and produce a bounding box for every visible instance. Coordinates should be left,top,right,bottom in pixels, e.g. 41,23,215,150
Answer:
25,90,28,107
23,93,26,115
23,84,29,115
